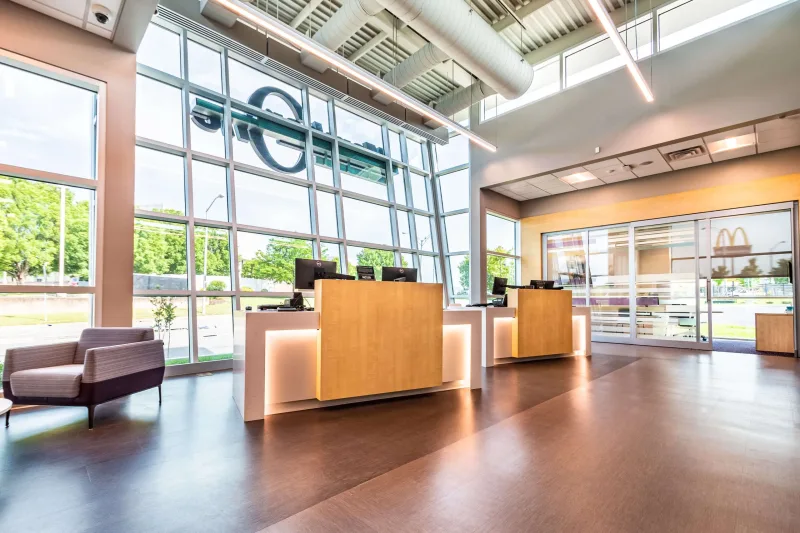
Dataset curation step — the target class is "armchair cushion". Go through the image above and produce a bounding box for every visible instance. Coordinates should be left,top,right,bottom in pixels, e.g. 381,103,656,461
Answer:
75,328,155,364
10,364,84,399
82,340,165,383
3,342,78,381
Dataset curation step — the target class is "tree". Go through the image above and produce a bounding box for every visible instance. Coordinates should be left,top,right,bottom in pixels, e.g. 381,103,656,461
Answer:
133,211,187,278
347,248,404,279
150,296,177,354
194,228,231,278
739,258,762,278
0,177,90,283
457,247,515,296
769,258,791,284
240,238,313,284
711,265,730,279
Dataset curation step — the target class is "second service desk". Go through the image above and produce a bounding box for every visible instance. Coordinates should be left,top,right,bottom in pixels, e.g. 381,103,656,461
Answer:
233,280,482,421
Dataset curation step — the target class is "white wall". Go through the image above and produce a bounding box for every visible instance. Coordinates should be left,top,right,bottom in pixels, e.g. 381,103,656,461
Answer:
470,2,800,189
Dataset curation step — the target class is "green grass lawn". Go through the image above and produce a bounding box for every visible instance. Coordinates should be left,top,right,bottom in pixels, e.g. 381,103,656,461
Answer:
0,311,90,327
700,323,755,340
165,353,232,366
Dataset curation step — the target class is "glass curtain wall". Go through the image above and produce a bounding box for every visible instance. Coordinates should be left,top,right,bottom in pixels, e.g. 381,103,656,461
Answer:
0,58,100,376
136,20,443,365
486,214,521,295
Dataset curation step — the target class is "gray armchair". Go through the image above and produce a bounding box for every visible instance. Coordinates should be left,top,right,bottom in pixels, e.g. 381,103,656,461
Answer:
2,328,165,429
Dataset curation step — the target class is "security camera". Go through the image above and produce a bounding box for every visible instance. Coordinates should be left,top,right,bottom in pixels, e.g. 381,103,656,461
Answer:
91,3,112,25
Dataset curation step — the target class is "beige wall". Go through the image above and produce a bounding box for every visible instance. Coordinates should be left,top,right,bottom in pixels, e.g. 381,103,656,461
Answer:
519,148,800,282
0,1,137,326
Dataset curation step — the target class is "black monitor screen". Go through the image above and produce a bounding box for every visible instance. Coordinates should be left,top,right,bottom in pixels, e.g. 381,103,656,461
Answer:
294,258,337,290
491,277,508,295
381,266,417,282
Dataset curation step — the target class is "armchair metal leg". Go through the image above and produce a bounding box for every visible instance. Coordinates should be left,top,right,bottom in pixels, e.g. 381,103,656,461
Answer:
158,385,162,405
88,405,95,429
5,410,9,428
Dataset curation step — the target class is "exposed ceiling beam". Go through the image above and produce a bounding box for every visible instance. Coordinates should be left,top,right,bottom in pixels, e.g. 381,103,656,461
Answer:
291,0,324,28
524,0,673,64
492,0,550,33
349,31,389,61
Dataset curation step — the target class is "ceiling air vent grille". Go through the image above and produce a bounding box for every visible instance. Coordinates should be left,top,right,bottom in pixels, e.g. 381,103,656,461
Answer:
664,145,707,162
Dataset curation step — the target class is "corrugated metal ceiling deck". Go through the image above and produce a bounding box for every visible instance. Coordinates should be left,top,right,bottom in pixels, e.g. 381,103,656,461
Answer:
246,0,631,103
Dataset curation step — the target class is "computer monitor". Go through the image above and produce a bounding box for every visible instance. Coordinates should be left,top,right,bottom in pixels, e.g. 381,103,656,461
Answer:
530,280,555,289
381,266,417,282
356,265,375,280
491,277,508,295
294,258,337,290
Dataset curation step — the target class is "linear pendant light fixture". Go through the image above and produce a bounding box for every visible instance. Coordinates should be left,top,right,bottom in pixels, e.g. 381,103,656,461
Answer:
587,0,654,103
208,0,497,152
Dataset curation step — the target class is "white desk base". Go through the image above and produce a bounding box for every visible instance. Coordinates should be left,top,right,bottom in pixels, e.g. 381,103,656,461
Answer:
233,309,482,421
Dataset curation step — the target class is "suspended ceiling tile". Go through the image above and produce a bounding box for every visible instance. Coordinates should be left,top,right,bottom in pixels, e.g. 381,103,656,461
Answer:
537,180,575,194
703,125,755,144
518,187,551,199
756,115,800,132
552,166,589,179
757,127,800,145
657,138,707,155
667,154,712,170
11,0,84,27
84,22,113,39
598,170,638,183
757,133,800,153
619,149,672,177
526,174,559,186
710,144,757,163
584,158,622,171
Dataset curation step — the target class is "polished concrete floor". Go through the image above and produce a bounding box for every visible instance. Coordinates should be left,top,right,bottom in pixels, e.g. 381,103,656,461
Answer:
2,347,799,532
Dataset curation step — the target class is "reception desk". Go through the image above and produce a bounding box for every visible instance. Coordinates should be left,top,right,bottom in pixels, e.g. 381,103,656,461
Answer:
755,313,795,353
476,291,591,367
233,281,482,421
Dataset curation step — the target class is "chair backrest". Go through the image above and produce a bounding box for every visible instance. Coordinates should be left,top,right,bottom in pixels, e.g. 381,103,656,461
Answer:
74,328,155,364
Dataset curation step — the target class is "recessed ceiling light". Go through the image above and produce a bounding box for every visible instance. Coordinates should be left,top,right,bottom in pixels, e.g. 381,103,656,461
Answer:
559,172,596,185
707,133,756,154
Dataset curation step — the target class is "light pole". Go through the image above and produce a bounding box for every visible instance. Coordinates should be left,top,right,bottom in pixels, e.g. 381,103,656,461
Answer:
202,194,224,313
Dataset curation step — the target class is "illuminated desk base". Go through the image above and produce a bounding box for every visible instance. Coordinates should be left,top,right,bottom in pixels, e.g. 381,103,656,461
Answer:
233,310,481,421
478,306,591,367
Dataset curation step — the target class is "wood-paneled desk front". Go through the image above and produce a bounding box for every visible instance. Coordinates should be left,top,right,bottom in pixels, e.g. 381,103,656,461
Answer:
508,288,573,357
233,282,482,422
755,313,795,354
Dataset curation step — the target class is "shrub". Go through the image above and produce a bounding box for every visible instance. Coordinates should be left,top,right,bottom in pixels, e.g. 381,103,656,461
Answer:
205,280,226,292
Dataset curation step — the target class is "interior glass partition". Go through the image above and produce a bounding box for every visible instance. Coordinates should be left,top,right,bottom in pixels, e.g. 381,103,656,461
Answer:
545,231,587,305
588,227,630,337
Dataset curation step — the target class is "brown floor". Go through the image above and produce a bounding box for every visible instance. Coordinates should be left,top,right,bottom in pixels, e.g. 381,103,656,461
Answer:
1,348,798,532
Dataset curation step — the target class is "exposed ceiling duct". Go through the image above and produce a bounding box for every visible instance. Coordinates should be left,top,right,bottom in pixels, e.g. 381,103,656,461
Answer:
372,42,449,105
425,80,496,127
300,0,384,73
374,0,534,100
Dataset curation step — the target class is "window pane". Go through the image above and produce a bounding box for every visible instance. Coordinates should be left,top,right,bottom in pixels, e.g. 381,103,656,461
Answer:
313,138,334,186
137,24,181,78
197,297,233,361
415,214,434,251
235,171,311,233
487,255,516,293
419,255,438,283
401,253,413,269
187,39,222,92
389,130,402,161
439,169,469,212
588,227,630,337
339,147,388,200
482,58,560,120
397,210,412,249
392,167,407,206
192,161,229,222
545,232,587,304
435,134,469,172
309,94,331,134
237,232,313,291
565,16,652,88
0,63,96,179
136,75,184,147
232,111,307,178
0,177,93,285
0,294,92,367
407,138,425,169
194,227,231,290
334,105,384,154
317,191,339,238
347,246,395,280
133,218,188,290
445,213,469,253
321,242,343,272
487,214,516,255
410,172,429,211
448,255,469,297
659,0,788,51
135,146,185,214
189,94,226,157
342,198,392,246
228,59,303,121
133,296,190,363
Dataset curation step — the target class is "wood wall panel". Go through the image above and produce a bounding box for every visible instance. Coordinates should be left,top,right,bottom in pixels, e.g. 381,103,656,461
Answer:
315,280,443,401
508,289,573,357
